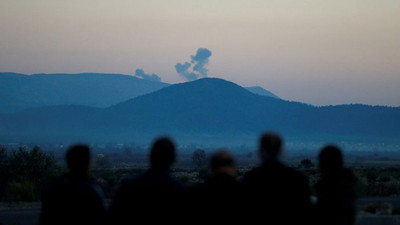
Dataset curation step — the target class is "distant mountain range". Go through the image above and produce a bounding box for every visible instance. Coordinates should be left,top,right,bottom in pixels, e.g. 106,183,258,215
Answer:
0,76,399,145
0,73,278,113
0,73,169,113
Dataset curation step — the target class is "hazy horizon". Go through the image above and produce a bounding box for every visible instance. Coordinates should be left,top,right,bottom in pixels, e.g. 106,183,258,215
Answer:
1,0,399,106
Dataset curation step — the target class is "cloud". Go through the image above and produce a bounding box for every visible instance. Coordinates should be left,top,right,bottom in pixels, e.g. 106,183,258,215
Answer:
135,69,161,82
175,48,212,81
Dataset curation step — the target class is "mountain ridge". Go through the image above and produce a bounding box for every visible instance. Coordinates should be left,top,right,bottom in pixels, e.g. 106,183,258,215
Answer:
0,72,169,113
0,72,282,113
245,86,280,99
1,77,399,144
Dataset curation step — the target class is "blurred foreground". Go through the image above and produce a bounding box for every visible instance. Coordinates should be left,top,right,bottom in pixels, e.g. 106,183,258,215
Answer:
1,198,400,225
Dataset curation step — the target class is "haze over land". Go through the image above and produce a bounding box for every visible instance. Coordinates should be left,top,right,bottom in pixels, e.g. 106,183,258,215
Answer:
0,75,399,146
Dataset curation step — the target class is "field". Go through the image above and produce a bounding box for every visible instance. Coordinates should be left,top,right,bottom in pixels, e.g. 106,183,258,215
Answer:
2,144,400,225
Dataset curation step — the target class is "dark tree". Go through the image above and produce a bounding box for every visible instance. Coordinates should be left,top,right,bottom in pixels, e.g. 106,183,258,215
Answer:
4,146,59,201
300,158,314,169
192,149,206,168
0,147,8,200
95,154,111,168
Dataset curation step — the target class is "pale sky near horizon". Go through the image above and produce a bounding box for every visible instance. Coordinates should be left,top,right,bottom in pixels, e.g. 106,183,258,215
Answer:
1,0,399,106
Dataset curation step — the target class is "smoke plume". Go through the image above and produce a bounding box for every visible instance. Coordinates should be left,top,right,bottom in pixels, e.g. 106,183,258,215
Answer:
135,69,161,82
175,48,212,81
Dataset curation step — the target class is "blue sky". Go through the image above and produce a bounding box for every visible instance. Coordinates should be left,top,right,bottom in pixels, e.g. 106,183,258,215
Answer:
0,0,399,106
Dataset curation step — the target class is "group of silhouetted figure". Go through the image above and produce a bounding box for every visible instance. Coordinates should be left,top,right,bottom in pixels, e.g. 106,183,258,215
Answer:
39,132,357,225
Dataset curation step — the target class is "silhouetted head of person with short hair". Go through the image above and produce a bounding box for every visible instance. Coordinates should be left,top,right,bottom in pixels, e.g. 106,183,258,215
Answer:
150,137,176,171
319,145,344,175
259,132,283,161
210,150,237,178
66,144,91,179
41,144,105,225
316,145,356,225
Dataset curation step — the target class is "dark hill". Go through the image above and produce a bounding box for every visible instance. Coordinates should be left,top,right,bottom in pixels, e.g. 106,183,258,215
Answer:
0,72,168,113
107,78,312,133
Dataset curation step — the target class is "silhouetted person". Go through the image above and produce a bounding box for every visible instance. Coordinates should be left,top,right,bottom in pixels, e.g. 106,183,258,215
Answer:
315,145,357,225
40,145,105,225
241,132,312,224
187,150,239,223
109,137,183,224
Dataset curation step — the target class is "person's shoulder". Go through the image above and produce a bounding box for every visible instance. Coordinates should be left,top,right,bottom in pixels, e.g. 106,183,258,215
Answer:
242,166,265,183
284,166,308,181
41,175,68,200
243,166,262,176
342,168,356,179
185,182,205,197
284,165,305,175
119,170,180,187
165,173,184,189
84,178,104,194
124,170,161,186
336,168,357,187
62,177,104,201
45,174,72,191
148,170,184,188
117,175,142,192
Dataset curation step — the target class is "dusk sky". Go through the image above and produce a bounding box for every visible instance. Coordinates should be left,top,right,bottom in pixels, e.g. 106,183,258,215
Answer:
1,0,399,106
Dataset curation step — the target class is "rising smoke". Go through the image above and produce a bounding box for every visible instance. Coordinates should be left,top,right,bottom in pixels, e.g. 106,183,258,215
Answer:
175,48,212,81
135,69,162,82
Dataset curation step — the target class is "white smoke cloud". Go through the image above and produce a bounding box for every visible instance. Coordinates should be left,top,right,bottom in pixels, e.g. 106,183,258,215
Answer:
135,69,161,82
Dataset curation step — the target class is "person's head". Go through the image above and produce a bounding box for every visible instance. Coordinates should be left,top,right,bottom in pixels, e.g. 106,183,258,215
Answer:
318,145,344,175
150,137,176,171
66,144,91,178
259,132,283,161
210,149,237,178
